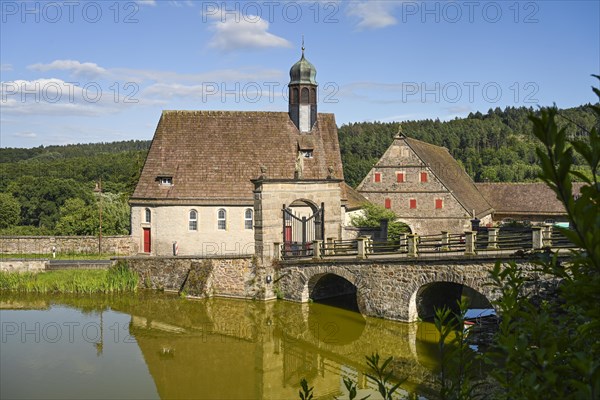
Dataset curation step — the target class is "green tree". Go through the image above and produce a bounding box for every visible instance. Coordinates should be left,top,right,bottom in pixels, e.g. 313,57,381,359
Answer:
100,193,131,235
0,192,21,228
486,78,600,399
54,193,131,236
54,198,97,235
350,202,411,237
7,176,89,229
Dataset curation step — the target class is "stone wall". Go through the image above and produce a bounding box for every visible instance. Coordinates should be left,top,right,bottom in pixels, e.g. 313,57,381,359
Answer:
0,236,136,256
124,255,273,300
276,257,554,322
0,259,47,273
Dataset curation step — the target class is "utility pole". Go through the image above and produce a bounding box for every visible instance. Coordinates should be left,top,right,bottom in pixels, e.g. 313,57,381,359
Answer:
94,178,103,255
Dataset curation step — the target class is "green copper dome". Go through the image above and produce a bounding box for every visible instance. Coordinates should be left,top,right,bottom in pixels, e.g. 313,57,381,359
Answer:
289,49,317,86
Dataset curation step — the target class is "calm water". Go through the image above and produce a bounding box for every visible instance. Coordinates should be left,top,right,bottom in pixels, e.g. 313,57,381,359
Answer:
0,292,447,400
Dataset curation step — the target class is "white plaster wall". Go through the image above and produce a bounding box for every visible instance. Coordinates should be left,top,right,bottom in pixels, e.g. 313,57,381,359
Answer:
131,205,255,256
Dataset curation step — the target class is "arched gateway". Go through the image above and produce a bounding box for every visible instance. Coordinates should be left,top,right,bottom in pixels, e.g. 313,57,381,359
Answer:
252,179,343,264
282,200,324,258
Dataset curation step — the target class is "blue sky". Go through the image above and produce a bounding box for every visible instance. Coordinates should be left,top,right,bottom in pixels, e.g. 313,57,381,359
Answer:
1,0,598,148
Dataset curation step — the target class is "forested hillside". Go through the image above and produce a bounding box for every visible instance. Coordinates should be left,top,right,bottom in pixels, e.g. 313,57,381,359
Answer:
0,105,596,235
340,105,597,187
0,140,149,236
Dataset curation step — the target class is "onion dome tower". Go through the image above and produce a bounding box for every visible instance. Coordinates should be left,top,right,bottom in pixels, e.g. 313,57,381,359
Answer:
288,40,318,133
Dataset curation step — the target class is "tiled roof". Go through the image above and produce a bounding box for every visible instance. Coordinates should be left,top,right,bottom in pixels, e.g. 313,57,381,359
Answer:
405,137,494,218
131,111,343,203
341,183,369,210
475,182,584,215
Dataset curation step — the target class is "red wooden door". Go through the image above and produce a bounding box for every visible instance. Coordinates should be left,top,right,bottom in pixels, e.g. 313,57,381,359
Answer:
143,228,151,253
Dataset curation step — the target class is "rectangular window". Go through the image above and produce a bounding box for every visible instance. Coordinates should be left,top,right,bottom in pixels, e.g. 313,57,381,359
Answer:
435,199,443,209
396,172,405,183
420,172,428,183
384,198,391,209
374,172,381,183
410,199,417,209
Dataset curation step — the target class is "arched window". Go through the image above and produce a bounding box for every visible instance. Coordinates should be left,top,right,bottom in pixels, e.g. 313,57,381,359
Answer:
217,208,227,230
145,208,151,223
292,88,299,104
189,210,198,231
310,88,316,103
301,87,309,103
244,209,253,230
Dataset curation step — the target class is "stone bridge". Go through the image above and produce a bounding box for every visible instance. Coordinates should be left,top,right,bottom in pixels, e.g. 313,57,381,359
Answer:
276,255,556,322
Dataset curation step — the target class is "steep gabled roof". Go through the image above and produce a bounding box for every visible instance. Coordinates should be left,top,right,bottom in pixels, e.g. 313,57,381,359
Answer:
475,182,584,216
404,137,493,218
131,111,343,204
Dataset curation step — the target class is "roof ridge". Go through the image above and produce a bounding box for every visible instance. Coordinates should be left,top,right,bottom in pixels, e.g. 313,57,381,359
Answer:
405,136,449,151
404,136,493,217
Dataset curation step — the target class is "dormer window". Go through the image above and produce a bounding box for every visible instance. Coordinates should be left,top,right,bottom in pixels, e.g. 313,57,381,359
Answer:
158,176,173,186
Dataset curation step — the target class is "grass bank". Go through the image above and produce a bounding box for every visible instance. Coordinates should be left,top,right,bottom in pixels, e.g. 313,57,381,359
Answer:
0,262,138,294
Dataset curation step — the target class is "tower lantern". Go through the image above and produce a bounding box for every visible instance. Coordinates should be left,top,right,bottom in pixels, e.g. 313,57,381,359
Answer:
288,40,317,132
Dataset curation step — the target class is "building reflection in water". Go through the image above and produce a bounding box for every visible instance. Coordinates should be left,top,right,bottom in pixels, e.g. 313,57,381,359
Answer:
123,294,441,399
1,292,446,399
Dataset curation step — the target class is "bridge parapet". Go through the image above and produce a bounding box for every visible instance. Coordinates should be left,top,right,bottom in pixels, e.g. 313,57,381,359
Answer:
276,225,574,262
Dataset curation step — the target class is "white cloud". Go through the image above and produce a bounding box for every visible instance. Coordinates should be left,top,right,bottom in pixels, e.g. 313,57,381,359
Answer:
168,0,194,7
1,64,13,72
12,131,37,138
136,0,157,6
445,105,472,114
0,78,135,116
28,60,107,79
346,1,399,29
27,59,283,84
2,63,287,116
207,11,291,51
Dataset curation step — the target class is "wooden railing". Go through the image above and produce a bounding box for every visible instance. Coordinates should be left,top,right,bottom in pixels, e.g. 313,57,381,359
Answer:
276,225,575,261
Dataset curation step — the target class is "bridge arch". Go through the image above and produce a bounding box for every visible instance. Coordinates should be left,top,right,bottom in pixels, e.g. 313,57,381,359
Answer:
301,267,367,314
407,276,497,322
